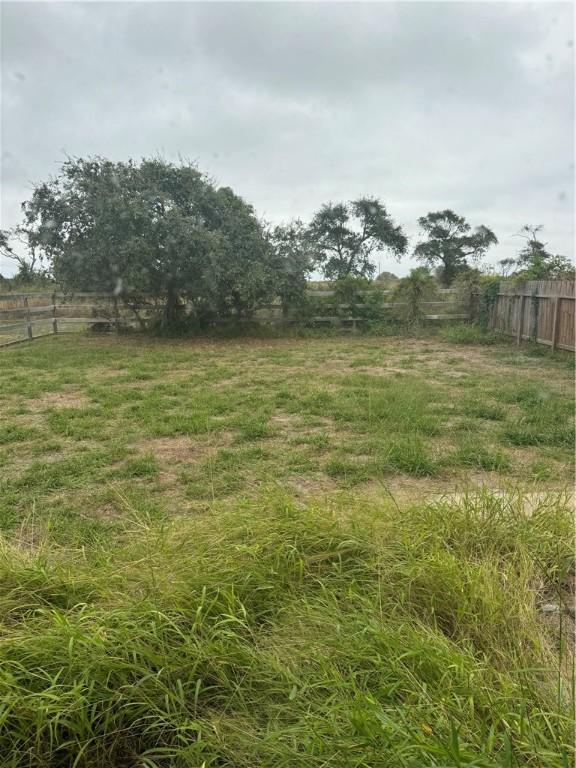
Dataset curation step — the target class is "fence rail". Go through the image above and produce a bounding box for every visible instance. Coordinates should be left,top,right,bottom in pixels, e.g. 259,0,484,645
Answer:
0,289,469,348
4,284,571,350
487,280,575,351
0,293,123,348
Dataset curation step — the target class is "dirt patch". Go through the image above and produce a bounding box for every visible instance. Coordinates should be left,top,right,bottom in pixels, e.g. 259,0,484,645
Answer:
145,436,205,464
270,413,338,440
91,502,124,520
346,366,412,377
359,476,461,505
26,390,92,411
139,431,235,468
270,414,304,437
358,475,574,512
442,370,470,379
283,474,337,496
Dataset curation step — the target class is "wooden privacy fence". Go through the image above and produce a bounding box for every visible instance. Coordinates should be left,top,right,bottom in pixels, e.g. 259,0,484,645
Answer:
0,289,469,348
488,280,575,351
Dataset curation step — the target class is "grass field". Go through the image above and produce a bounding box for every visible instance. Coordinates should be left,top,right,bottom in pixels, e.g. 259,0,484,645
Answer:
0,331,574,766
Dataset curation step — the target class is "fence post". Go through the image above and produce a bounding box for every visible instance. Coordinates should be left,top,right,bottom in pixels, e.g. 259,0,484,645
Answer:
516,295,525,345
113,295,120,334
551,297,561,352
52,292,58,335
529,286,539,342
24,296,33,340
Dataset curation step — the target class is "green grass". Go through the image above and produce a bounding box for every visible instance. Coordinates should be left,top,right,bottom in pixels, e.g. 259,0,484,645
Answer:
0,333,573,765
439,324,504,345
0,490,572,767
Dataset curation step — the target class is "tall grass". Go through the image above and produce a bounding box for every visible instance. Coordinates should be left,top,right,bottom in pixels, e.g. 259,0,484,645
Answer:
0,489,572,767
439,324,504,345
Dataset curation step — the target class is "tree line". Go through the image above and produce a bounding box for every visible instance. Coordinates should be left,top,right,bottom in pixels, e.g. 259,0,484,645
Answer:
0,157,573,328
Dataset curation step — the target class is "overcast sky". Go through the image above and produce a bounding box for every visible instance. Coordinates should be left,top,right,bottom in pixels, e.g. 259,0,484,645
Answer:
1,1,574,277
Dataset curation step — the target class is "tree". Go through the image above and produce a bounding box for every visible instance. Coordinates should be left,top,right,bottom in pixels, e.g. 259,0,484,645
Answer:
393,267,436,324
414,210,497,287
497,257,516,278
508,225,574,280
0,227,45,283
307,198,407,280
21,157,282,326
0,230,13,262
375,270,399,284
269,220,316,313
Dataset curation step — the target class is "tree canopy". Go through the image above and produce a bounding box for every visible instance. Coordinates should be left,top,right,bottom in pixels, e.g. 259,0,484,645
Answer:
21,157,285,324
0,228,44,284
268,220,316,313
307,198,407,280
414,210,497,287
502,225,574,281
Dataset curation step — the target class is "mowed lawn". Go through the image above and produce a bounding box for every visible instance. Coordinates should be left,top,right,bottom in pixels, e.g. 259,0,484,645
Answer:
0,333,574,767
0,333,573,527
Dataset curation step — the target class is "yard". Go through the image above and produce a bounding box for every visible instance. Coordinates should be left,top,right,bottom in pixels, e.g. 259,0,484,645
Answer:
0,332,574,766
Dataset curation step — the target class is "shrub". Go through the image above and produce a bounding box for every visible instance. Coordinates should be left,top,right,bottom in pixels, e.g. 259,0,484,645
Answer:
393,267,436,325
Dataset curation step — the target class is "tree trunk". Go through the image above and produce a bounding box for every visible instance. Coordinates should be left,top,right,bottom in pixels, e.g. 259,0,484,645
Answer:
165,284,182,326
123,299,147,331
441,258,455,287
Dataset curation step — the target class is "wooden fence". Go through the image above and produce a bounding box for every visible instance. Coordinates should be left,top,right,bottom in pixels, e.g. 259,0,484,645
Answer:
0,293,125,348
488,280,575,351
0,289,469,348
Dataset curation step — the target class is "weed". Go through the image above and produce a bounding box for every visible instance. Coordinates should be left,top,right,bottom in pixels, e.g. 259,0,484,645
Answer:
113,454,160,479
440,324,503,345
382,436,439,476
0,424,39,444
461,398,505,421
448,439,511,471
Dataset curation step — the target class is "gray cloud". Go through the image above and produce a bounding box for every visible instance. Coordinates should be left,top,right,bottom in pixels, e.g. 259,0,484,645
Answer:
1,1,574,277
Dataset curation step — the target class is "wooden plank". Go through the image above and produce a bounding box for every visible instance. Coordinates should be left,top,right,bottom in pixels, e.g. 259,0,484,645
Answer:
24,297,33,340
0,292,55,300
516,296,525,345
558,297,575,350
52,292,58,335
0,320,28,330
425,313,469,320
551,298,560,352
113,296,120,334
55,317,116,324
537,296,554,344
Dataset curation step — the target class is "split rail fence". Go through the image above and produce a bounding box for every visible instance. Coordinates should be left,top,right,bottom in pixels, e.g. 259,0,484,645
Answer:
0,289,469,348
488,280,575,352
0,293,126,348
0,289,472,348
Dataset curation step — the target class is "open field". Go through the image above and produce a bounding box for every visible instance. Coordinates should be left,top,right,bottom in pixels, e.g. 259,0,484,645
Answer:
0,332,574,766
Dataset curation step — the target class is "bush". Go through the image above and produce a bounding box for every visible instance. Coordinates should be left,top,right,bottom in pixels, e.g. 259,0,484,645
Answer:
393,267,436,325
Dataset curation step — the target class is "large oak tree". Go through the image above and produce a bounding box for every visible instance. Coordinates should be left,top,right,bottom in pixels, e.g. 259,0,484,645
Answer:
21,157,285,325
